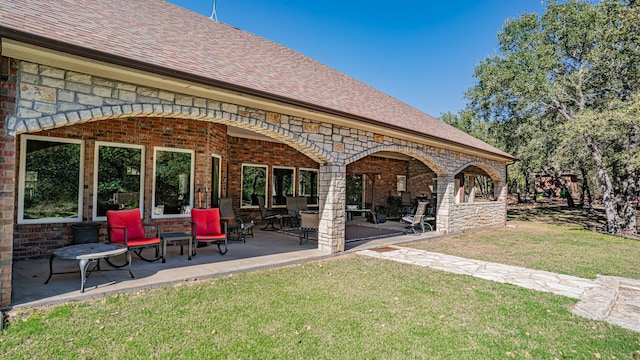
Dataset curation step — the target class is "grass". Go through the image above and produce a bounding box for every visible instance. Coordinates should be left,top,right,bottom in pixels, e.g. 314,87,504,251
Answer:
2,256,639,359
2,204,640,358
406,221,640,280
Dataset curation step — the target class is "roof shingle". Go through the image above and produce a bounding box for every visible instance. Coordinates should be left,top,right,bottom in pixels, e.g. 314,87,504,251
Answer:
0,0,514,159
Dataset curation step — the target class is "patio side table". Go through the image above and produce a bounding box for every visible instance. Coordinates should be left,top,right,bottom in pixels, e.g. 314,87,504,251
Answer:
45,243,133,293
160,232,193,261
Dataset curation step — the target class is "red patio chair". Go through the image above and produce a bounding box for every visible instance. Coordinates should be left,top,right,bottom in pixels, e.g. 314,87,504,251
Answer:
106,208,163,263
191,208,228,257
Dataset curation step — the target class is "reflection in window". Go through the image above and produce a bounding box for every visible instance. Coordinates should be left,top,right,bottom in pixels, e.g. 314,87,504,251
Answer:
299,168,319,206
19,135,84,223
272,167,294,207
152,148,194,217
94,142,144,219
241,164,267,207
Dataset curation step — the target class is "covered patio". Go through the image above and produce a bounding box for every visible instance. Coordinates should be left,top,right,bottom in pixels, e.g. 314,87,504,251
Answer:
11,222,436,308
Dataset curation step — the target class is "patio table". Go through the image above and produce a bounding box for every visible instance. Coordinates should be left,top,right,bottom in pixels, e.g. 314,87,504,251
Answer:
160,232,193,261
45,243,133,293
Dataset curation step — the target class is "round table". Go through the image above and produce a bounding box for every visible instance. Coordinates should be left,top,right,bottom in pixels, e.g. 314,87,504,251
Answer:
45,243,133,293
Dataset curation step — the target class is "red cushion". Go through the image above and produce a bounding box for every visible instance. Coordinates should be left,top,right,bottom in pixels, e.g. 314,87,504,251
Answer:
192,208,222,236
127,237,161,247
107,208,146,244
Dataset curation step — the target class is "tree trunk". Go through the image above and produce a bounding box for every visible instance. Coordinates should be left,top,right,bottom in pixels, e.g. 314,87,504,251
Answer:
584,134,618,233
579,166,592,210
623,171,638,234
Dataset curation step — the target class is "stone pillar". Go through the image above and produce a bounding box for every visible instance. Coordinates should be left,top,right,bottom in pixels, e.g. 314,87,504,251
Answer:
317,163,346,253
0,57,17,307
436,174,454,234
468,175,476,203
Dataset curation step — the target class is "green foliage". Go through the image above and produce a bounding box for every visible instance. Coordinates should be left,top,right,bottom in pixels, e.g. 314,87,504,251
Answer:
241,165,266,206
97,146,142,206
154,150,192,208
465,0,640,228
23,141,81,219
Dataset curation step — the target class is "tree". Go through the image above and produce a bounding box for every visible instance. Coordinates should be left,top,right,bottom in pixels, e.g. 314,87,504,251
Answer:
466,0,640,234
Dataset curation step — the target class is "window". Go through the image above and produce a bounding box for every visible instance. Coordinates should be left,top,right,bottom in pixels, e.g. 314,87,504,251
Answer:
210,154,222,208
241,164,267,208
299,168,319,206
152,147,194,218
93,142,145,220
18,135,84,224
272,167,295,207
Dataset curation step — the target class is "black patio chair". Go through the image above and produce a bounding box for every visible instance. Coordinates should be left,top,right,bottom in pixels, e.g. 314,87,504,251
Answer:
257,196,281,231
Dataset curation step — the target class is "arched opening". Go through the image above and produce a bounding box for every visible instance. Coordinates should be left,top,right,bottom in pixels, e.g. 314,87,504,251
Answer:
344,149,443,238
453,165,498,204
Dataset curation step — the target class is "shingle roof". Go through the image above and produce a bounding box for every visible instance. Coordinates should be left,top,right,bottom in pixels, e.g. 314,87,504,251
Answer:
0,0,514,160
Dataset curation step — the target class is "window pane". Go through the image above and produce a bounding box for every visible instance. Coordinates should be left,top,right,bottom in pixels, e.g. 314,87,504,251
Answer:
241,165,267,207
272,167,294,206
154,149,193,215
96,144,143,217
299,169,318,205
22,137,82,221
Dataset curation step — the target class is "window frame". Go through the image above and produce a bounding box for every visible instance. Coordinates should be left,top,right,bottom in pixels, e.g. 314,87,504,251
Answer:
298,168,319,207
92,141,145,221
151,147,195,219
240,163,268,209
271,166,296,208
18,134,85,224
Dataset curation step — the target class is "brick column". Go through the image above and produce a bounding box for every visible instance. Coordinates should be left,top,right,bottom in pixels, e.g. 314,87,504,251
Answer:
0,57,17,307
317,163,346,253
436,174,454,234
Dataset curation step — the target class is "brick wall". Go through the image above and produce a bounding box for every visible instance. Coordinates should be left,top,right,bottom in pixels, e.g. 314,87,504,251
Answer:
347,156,407,208
12,117,229,259
0,57,18,306
227,136,319,220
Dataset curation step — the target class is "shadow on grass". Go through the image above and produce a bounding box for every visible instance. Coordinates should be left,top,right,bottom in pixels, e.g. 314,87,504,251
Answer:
508,199,607,232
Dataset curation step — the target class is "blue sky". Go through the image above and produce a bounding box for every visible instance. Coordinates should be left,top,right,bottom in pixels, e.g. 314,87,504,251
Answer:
167,0,545,118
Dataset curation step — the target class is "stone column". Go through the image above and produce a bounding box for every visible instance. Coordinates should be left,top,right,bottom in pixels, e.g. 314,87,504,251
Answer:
436,174,454,234
468,175,476,203
0,57,17,307
317,163,346,253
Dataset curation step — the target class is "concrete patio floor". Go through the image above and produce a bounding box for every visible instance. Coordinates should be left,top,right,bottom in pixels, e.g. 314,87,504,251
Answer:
9,218,433,309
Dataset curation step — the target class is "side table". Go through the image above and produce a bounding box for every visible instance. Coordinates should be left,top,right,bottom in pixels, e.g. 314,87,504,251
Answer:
45,243,133,293
160,232,193,261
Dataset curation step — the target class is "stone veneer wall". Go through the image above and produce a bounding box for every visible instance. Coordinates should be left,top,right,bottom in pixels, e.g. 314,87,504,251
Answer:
448,202,507,233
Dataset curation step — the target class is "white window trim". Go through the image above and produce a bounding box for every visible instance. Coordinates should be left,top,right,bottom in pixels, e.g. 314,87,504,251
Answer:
92,141,145,221
18,135,85,224
298,167,319,206
271,166,296,208
151,147,195,219
240,163,268,209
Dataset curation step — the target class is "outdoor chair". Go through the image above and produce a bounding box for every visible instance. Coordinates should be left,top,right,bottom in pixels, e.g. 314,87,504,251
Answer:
219,197,254,242
257,196,282,230
106,208,163,264
281,196,299,228
299,211,319,244
191,208,228,256
401,191,414,217
401,201,432,234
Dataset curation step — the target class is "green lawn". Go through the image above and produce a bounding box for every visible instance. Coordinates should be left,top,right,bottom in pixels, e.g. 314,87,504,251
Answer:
407,221,640,280
1,221,640,358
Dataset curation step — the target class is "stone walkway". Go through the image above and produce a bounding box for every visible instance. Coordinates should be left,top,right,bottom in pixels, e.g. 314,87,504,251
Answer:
358,246,640,333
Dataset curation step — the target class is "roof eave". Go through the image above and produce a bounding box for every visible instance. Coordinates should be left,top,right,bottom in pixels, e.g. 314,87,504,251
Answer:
0,26,516,162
